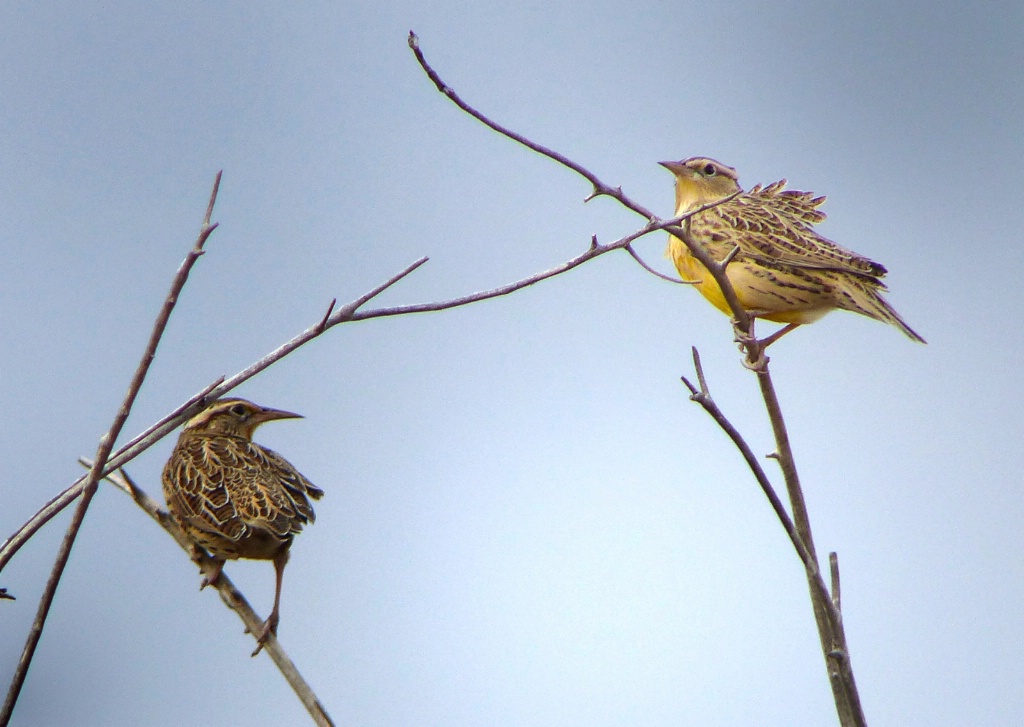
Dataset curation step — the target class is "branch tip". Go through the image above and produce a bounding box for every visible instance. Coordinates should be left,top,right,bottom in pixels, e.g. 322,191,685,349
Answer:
624,244,688,284
203,171,223,227
691,346,710,396
829,551,842,612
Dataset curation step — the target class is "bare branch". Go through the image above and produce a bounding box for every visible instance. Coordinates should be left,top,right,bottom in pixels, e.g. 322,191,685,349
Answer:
2,198,742,587
691,346,710,397
680,349,824,585
90,463,335,727
408,31,654,217
680,350,864,726
2,171,223,725
686,360,864,724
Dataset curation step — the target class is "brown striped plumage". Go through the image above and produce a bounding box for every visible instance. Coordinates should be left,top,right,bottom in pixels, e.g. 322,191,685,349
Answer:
661,157,925,343
162,398,323,655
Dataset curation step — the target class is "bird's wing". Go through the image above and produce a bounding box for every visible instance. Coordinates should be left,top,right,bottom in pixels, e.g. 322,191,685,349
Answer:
222,442,321,537
164,437,321,542
700,180,888,278
163,436,248,541
259,446,324,516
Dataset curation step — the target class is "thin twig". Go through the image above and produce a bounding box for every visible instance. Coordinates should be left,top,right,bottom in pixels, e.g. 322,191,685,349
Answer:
408,31,656,219
1,172,223,726
347,210,732,321
720,244,742,270
88,463,335,727
624,244,692,284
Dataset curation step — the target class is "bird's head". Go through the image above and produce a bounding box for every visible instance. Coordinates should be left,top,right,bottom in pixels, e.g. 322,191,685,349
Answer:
183,398,303,440
660,157,741,213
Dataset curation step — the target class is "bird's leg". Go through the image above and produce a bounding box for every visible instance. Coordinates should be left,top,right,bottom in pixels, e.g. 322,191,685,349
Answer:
252,548,290,657
733,319,802,371
758,322,801,349
199,556,225,590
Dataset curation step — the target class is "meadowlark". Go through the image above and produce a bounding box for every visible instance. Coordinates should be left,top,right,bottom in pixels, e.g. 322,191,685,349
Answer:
162,398,323,655
661,157,925,344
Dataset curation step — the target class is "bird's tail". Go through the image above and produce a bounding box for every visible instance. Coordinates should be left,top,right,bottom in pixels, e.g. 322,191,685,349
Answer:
841,276,926,343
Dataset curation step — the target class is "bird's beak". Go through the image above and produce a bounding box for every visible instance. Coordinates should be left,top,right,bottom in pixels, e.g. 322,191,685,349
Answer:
253,407,303,424
659,160,686,174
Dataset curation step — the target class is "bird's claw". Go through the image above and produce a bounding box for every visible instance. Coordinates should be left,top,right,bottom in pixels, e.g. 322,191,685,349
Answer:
741,351,770,371
731,321,768,371
199,561,224,590
250,615,279,657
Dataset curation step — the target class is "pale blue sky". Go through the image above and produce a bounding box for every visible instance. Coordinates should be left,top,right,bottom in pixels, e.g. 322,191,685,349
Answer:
2,2,1022,725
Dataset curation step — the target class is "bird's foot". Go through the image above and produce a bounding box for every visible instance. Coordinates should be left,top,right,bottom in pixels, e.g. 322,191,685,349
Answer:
199,560,225,590
741,348,770,372
250,613,280,657
733,320,801,371
732,320,770,372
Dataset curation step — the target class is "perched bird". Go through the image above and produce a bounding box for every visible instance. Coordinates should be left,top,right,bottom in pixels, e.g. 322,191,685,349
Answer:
661,157,924,343
162,398,323,655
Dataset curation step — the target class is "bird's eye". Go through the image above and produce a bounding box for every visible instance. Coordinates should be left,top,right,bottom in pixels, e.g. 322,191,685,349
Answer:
230,404,248,417
703,163,717,176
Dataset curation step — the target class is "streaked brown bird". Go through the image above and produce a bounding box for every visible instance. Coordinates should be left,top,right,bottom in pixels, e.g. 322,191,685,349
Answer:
661,156,925,344
162,398,323,655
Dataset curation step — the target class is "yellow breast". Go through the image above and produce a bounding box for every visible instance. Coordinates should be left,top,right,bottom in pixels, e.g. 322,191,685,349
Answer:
666,233,832,325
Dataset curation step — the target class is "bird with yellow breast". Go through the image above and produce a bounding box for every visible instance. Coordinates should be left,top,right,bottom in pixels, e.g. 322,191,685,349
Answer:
661,157,924,344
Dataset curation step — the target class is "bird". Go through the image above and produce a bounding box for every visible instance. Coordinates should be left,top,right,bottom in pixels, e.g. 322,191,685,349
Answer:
660,156,925,344
162,397,323,655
